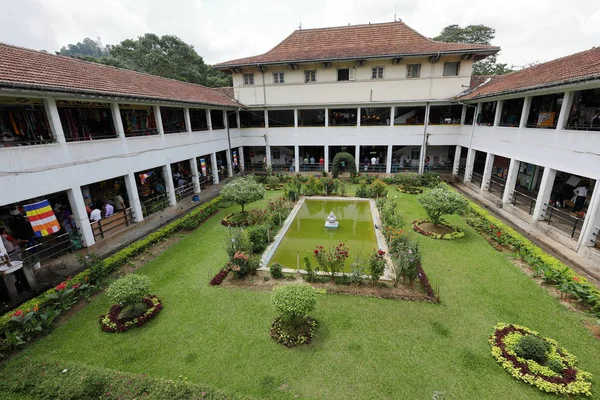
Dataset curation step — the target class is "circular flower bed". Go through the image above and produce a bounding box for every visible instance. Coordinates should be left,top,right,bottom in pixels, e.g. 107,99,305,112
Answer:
489,323,592,396
270,316,317,348
396,186,423,194
264,184,284,191
99,295,162,333
412,218,464,240
221,212,250,227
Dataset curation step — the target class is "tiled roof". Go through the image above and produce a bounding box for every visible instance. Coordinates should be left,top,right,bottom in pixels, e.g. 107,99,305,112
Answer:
214,21,499,68
0,43,239,107
458,47,600,100
214,86,235,100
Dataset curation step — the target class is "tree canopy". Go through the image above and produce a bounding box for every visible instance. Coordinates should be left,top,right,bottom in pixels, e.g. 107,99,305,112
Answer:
220,177,266,213
57,34,231,88
417,186,468,225
433,24,513,76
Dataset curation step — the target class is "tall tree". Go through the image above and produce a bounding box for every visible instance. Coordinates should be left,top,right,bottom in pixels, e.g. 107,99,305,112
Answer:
433,24,513,76
59,37,108,58
58,34,232,87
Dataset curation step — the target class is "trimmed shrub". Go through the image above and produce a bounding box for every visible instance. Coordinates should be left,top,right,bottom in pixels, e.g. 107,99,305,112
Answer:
417,186,468,225
272,284,317,329
105,274,151,312
266,175,280,187
331,152,357,178
270,263,285,279
369,179,387,198
514,334,550,365
246,225,270,254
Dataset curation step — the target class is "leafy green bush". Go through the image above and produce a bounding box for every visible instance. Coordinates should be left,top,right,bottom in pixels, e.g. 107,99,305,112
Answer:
547,359,564,374
394,173,421,187
180,218,199,231
105,274,151,312
223,228,252,258
272,284,317,329
392,241,421,286
421,171,441,187
368,249,386,284
246,225,270,254
270,263,285,279
331,152,357,178
266,175,280,187
369,179,387,198
417,186,468,225
220,177,265,212
514,335,550,365
303,176,324,196
355,180,370,198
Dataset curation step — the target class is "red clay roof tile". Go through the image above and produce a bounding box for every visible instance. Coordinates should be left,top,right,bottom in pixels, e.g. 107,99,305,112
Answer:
458,47,600,100
0,43,239,107
214,21,499,68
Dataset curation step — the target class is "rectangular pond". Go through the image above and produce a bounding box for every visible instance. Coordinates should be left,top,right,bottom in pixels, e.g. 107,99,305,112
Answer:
266,198,379,273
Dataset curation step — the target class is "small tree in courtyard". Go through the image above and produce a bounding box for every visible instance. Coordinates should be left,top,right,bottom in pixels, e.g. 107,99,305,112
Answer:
272,284,316,331
221,177,266,213
417,186,468,226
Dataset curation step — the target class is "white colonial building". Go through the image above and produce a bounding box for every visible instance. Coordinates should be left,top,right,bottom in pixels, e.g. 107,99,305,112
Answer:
0,21,599,282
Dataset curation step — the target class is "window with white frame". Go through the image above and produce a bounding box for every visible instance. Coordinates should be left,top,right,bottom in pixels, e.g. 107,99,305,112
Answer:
273,72,285,84
406,64,421,78
337,68,355,81
304,70,316,83
371,66,384,79
443,62,461,76
243,73,254,85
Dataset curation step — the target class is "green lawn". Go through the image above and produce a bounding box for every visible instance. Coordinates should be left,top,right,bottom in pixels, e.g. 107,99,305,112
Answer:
7,187,600,399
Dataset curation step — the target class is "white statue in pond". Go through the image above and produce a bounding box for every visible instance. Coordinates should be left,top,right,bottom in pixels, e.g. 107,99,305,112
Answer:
325,211,339,228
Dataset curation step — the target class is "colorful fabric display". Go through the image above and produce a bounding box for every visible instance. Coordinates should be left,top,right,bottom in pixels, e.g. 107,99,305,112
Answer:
23,200,61,237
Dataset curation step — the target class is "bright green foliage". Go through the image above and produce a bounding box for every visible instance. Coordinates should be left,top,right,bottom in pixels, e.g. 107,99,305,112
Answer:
369,179,387,198
105,275,151,311
331,152,357,178
269,263,284,279
367,249,386,284
223,228,251,258
515,335,550,365
393,241,421,286
266,176,280,187
272,284,316,327
246,225,270,254
220,177,265,213
377,196,405,228
418,186,468,225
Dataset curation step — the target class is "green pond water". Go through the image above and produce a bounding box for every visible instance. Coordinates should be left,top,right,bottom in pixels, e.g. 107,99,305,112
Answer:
270,199,378,272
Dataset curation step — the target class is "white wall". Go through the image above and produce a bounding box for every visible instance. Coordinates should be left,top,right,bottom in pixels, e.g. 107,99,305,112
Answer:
233,56,472,106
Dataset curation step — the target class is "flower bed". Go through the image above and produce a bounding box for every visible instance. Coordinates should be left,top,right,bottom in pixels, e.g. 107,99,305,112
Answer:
221,212,250,227
412,218,464,240
99,295,162,333
264,184,284,191
489,323,592,396
210,268,230,286
270,315,317,348
396,186,423,194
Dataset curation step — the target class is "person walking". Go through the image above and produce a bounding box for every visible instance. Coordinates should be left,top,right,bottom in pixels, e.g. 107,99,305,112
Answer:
573,184,588,213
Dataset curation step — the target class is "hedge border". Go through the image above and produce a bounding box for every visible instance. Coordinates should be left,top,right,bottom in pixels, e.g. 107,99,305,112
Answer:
466,201,600,317
99,295,163,333
396,186,423,194
412,218,465,240
0,196,222,336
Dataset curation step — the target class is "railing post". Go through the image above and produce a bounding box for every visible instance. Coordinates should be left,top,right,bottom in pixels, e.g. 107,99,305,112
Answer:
571,218,578,238
98,220,104,239
529,198,534,215
547,206,553,224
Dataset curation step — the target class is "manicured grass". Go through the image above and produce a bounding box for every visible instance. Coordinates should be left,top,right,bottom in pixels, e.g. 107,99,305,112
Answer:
6,188,600,399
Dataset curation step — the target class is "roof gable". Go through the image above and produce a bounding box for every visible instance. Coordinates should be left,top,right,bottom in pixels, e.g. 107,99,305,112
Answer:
215,21,499,68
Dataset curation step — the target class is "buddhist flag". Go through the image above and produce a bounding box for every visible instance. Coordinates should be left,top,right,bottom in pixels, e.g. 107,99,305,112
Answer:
200,158,207,176
24,200,61,237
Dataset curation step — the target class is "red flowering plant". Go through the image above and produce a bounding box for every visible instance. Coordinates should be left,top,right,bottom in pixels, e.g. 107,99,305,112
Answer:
230,251,258,278
368,249,387,284
47,279,77,311
313,243,349,280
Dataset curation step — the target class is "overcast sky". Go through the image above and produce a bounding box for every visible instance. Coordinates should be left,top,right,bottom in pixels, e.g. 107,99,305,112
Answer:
2,0,600,68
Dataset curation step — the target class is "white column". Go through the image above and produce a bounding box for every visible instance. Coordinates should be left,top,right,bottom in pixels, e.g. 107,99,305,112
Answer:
325,108,329,127
43,98,66,144
390,107,395,126
293,109,299,128
226,149,233,177
190,158,201,194
211,152,220,184
184,107,192,133
110,103,125,138
556,91,573,130
236,111,241,129
418,103,431,174
460,105,468,125
493,100,503,127
503,159,521,204
162,164,177,206
452,145,462,175
154,106,165,135
464,147,476,183
67,188,95,247
0,233,7,254
386,145,393,174
206,109,212,130
355,145,360,172
265,145,272,168
324,145,329,172
124,172,144,222
239,146,245,171
481,153,495,192
356,107,361,127
264,110,269,128
532,168,557,221
222,110,227,129
294,145,300,172
578,188,600,251
519,96,532,128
